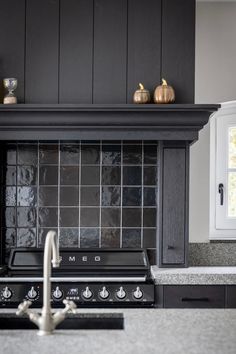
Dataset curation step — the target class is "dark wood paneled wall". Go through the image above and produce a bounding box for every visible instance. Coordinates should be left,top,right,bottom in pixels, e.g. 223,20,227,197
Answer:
0,0,195,104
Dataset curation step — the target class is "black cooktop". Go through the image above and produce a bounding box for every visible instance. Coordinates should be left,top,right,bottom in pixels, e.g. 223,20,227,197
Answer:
6,248,150,278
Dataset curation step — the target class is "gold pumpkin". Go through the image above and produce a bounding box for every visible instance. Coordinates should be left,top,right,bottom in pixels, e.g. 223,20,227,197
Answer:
154,79,175,104
133,83,150,104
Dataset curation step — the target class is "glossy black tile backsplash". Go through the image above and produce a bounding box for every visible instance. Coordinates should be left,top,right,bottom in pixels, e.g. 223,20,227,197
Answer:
1,141,158,258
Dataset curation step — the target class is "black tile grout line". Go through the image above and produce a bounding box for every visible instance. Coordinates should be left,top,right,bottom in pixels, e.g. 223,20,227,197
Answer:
57,141,61,245
99,141,102,248
141,141,144,248
120,141,123,248
78,141,82,248
36,141,40,248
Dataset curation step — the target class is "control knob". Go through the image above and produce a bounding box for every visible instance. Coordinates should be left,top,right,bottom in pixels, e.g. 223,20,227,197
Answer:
27,286,38,300
116,286,126,299
99,286,109,299
82,286,93,300
52,286,63,300
2,286,12,300
133,286,143,299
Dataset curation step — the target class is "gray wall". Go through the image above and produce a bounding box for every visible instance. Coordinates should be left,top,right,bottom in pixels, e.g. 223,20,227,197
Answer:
190,1,236,242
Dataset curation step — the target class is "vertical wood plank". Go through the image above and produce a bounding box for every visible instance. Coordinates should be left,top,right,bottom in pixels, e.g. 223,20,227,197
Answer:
162,147,186,265
25,0,59,103
0,0,25,103
93,0,127,103
59,0,93,103
127,0,162,103
162,0,195,103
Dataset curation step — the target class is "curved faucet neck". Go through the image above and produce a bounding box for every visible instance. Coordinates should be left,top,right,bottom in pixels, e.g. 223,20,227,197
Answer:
42,231,61,315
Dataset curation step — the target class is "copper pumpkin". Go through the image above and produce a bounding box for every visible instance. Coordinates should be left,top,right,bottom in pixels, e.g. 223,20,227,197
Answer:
154,79,175,104
133,83,150,104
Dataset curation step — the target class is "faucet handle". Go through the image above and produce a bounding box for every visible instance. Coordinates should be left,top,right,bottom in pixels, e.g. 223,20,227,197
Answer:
63,299,77,313
16,300,32,316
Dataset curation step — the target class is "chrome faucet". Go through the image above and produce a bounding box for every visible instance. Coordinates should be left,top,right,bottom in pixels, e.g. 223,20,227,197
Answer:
16,230,77,336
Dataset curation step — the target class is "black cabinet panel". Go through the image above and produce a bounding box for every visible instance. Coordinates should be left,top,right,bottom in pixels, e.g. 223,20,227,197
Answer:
226,286,236,308
59,0,93,103
0,0,25,103
127,0,161,103
93,0,127,103
162,147,187,265
164,286,225,308
25,0,59,103
162,0,195,103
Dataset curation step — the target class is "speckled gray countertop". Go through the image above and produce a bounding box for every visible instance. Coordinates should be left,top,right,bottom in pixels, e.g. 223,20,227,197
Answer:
0,308,236,354
151,266,236,285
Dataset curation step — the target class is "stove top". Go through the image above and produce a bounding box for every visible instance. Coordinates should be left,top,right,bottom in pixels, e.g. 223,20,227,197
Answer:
0,249,155,308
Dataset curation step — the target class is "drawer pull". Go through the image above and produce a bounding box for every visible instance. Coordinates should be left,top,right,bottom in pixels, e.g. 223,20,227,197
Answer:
181,297,209,302
167,245,175,250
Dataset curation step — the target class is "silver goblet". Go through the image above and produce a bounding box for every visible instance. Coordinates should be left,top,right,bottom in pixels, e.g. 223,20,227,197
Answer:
3,78,18,104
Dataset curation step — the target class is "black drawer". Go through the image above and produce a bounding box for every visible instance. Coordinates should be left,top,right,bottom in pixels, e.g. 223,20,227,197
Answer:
164,285,225,308
226,286,236,308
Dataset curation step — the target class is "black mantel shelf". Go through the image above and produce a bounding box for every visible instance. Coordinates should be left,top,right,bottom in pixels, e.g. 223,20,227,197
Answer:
0,104,220,141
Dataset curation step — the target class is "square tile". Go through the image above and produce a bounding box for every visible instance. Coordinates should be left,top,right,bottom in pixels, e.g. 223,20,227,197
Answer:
60,228,79,247
102,145,121,165
60,187,79,206
17,166,37,186
4,208,16,227
81,166,100,185
39,166,58,185
38,208,58,227
39,144,58,164
5,228,16,248
5,187,16,206
143,208,157,227
39,187,58,206
123,187,141,206
80,228,99,248
17,187,37,207
60,166,79,185
122,229,141,248
123,166,141,185
122,208,141,227
18,144,37,165
5,166,16,185
101,228,120,248
101,208,120,227
80,187,100,206
60,208,79,227
144,145,157,164
144,166,157,185
80,208,100,227
38,228,57,248
17,207,36,227
102,186,120,206
102,166,121,185
123,145,142,165
81,145,100,165
143,229,156,248
144,187,156,206
60,144,80,165
17,228,37,247
6,144,17,165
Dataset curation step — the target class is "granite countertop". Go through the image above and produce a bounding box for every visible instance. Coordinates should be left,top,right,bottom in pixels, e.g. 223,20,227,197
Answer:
0,308,236,354
151,266,236,285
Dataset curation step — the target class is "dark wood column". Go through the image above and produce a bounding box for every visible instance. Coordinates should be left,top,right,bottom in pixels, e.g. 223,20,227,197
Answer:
158,141,189,267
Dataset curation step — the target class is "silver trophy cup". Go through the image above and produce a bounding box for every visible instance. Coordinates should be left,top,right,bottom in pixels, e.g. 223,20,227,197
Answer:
3,78,18,104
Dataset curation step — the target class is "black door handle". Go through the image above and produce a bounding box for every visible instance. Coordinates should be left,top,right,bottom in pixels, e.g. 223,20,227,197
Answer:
218,183,224,205
181,297,209,302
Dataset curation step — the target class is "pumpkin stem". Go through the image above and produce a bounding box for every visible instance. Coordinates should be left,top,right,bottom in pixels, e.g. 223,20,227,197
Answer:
162,79,168,86
139,83,144,90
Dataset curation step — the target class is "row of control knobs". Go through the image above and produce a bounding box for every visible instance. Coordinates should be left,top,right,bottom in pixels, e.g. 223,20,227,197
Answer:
1,286,143,300
81,286,143,300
